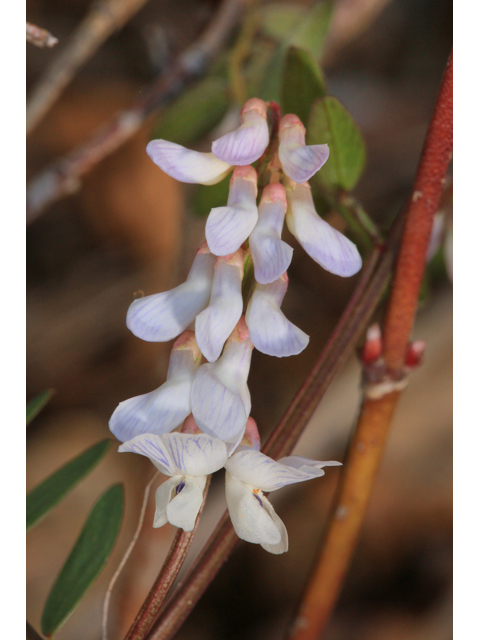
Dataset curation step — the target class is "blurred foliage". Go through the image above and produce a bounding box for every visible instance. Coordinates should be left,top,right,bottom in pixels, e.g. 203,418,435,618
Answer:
41,484,124,637
27,439,112,531
308,96,367,191
26,389,54,426
281,46,327,125
192,172,231,218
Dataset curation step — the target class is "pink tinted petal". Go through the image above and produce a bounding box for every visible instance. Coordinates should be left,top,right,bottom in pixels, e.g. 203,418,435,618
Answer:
278,114,329,183
146,140,232,185
195,250,244,362
126,249,215,341
109,332,201,442
246,275,309,357
206,167,258,256
191,319,253,445
212,99,269,165
285,180,362,277
249,183,293,284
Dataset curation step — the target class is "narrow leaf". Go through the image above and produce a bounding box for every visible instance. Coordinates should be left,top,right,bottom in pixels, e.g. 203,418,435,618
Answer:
27,439,111,530
308,96,366,191
41,484,124,637
152,77,229,147
281,46,326,124
26,389,54,426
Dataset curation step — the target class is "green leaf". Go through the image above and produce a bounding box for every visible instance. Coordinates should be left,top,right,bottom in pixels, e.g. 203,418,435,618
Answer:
26,389,54,426
259,1,333,103
259,3,304,41
27,439,111,531
308,96,366,191
41,484,124,637
152,77,229,146
191,173,231,218
281,46,326,125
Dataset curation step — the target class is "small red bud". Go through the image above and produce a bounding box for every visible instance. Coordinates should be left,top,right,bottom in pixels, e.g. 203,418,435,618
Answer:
361,323,382,364
405,340,426,368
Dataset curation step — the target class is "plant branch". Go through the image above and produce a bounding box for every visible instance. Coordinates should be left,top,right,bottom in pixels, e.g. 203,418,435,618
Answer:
27,0,150,134
144,206,405,640
123,477,211,640
287,49,453,640
26,0,245,224
26,22,58,48
26,621,45,640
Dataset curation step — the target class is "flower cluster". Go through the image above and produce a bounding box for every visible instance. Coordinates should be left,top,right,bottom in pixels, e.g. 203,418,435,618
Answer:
110,98,357,553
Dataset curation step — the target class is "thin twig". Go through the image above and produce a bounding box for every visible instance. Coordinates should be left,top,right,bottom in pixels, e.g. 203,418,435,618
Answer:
102,471,159,640
26,22,58,48
287,50,453,640
144,207,405,640
26,0,150,134
123,477,211,640
26,0,245,224
26,621,45,640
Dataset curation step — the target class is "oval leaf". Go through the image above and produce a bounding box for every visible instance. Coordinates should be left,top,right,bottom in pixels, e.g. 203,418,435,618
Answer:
27,439,111,531
191,173,231,218
152,77,229,147
307,96,366,191
26,389,54,426
281,46,326,125
41,484,124,637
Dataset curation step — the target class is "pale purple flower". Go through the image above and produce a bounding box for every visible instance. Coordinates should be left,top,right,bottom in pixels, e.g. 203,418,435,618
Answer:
225,442,341,554
146,140,232,185
249,183,293,284
109,331,202,443
246,272,309,357
278,114,329,184
195,249,244,362
119,432,228,531
191,318,253,448
126,243,216,342
212,98,269,166
205,165,258,256
284,178,362,277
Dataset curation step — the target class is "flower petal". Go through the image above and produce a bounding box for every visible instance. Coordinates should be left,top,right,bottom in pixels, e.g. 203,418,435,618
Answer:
118,433,178,476
146,140,232,185
157,433,228,476
206,166,258,256
279,456,342,476
166,476,206,531
153,477,180,528
126,247,216,341
260,497,289,554
278,114,329,183
212,99,269,165
109,331,202,442
285,180,362,277
249,183,293,284
246,274,309,357
225,472,282,546
195,250,244,362
225,448,330,491
191,319,253,445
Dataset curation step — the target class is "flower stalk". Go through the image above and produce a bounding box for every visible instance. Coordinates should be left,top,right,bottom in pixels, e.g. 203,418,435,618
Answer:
287,49,452,640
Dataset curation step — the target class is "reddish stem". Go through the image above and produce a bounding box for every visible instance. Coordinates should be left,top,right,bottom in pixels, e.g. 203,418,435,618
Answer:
382,50,453,373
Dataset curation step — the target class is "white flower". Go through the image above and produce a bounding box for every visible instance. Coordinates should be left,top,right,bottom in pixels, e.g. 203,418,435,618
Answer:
284,178,362,277
245,272,309,357
109,331,202,442
191,318,253,448
278,114,330,184
211,98,269,166
126,243,216,342
205,165,258,257
195,249,244,362
249,183,293,284
225,446,341,554
119,432,228,531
